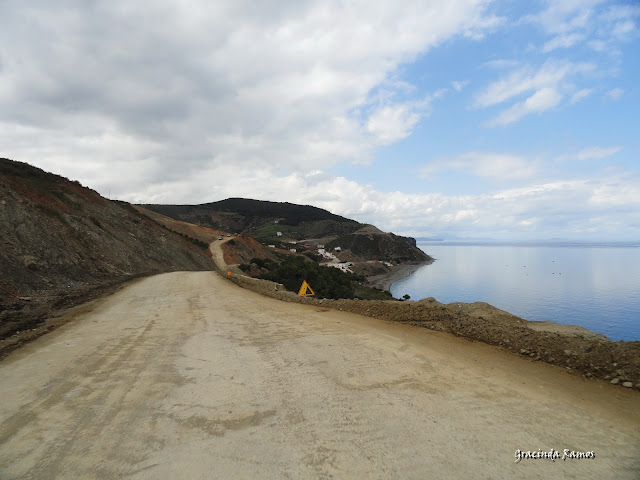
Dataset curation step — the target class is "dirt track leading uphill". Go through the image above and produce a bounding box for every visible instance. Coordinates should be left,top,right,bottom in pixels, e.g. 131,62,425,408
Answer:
0,271,638,479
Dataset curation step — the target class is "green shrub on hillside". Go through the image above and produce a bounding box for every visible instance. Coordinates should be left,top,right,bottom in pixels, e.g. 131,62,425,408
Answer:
257,256,360,299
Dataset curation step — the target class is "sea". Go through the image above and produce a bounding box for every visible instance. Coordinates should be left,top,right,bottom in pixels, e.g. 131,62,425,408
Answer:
390,242,640,342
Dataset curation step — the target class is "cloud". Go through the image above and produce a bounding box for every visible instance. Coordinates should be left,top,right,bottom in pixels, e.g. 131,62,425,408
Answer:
523,0,640,56
522,1,638,71
0,0,500,188
364,86,446,145
524,0,604,35
452,80,470,91
474,59,591,109
611,20,635,37
0,1,636,242
588,39,607,52
542,32,584,52
557,146,622,161
366,104,421,145
486,87,562,126
604,5,639,39
570,88,593,104
481,59,520,70
573,146,622,161
605,88,624,101
170,167,639,240
421,152,538,181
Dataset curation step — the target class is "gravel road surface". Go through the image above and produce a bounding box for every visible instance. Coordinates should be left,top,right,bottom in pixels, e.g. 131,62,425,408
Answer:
1,271,638,479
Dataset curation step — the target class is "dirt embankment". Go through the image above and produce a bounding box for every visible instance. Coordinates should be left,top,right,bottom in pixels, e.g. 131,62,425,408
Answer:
132,205,226,244
224,269,640,390
0,158,214,354
220,236,281,266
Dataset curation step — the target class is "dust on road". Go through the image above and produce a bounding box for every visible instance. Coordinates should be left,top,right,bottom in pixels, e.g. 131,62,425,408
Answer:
0,272,638,479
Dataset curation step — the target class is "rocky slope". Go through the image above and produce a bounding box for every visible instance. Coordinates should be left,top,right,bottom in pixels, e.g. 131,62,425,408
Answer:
132,205,225,244
0,158,214,344
142,198,433,270
220,236,282,266
325,225,430,264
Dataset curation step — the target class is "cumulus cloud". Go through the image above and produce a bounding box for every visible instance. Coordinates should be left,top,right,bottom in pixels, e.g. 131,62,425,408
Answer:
1,1,637,241
366,104,421,146
0,0,498,189
366,88,446,145
175,167,639,240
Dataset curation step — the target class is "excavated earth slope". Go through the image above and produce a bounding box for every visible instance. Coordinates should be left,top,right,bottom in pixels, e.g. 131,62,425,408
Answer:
0,158,213,353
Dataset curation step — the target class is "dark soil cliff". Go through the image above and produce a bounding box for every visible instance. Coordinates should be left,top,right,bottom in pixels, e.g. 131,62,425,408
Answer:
0,158,213,344
326,227,431,264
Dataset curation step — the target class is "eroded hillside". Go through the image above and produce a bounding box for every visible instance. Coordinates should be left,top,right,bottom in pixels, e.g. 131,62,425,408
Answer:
0,158,213,345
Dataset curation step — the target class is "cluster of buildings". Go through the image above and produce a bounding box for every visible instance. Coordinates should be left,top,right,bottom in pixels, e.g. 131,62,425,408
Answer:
273,226,353,273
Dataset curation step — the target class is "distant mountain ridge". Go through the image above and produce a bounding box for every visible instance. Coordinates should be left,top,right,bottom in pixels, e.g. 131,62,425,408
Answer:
141,198,432,267
140,198,361,240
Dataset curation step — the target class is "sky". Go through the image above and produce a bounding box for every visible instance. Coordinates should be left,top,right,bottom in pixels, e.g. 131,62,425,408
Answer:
1,0,639,241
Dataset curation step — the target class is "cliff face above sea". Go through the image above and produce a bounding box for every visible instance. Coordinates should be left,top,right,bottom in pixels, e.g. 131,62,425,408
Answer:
325,227,430,264
142,199,432,267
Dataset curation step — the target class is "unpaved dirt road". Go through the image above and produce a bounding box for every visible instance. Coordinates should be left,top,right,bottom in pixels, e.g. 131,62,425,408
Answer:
1,272,638,479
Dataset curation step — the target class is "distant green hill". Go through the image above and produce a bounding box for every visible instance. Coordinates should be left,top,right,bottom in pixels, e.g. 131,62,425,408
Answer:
141,197,432,266
140,198,362,241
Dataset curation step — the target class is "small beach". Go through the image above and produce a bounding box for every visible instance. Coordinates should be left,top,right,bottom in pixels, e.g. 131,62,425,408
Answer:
366,260,433,292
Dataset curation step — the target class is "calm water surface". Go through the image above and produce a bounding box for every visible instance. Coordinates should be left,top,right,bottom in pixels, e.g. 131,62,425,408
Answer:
390,244,640,341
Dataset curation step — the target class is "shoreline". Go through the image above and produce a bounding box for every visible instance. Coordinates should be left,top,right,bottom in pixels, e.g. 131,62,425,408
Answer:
366,260,433,293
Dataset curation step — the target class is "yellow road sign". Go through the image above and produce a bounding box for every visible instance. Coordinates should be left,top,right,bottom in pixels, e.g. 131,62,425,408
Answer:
298,280,315,297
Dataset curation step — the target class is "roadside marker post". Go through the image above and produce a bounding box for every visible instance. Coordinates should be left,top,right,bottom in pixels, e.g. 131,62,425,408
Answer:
298,280,315,297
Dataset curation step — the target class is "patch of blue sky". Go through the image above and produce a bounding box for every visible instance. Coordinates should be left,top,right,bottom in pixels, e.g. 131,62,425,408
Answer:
337,0,639,201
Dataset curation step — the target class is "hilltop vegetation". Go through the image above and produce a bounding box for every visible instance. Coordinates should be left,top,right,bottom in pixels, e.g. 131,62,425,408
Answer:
140,198,361,240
